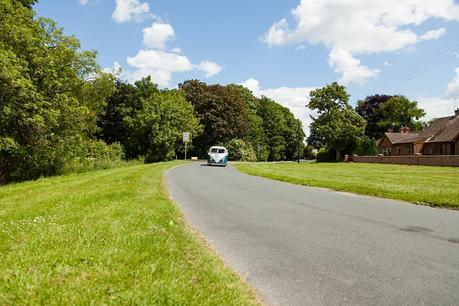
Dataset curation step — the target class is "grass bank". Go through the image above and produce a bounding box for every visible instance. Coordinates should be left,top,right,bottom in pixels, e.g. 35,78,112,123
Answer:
235,162,459,209
0,162,258,305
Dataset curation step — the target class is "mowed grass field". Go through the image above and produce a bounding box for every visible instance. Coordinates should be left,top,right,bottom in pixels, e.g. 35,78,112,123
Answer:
236,162,459,209
0,162,258,305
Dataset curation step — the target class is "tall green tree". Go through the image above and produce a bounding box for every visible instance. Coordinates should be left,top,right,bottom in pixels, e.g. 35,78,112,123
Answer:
0,0,112,183
257,97,305,161
229,84,268,159
97,77,201,162
308,82,366,161
179,80,251,157
377,96,426,132
356,94,426,138
355,94,392,139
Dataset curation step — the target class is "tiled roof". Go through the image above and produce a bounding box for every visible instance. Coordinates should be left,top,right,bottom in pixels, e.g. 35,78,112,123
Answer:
385,133,421,144
382,114,459,145
421,115,459,143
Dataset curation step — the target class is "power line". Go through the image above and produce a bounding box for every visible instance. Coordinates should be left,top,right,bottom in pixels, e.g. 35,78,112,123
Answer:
386,50,458,93
378,37,459,93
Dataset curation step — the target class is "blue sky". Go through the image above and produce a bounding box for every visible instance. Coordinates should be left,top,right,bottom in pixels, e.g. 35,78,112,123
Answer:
35,0,459,130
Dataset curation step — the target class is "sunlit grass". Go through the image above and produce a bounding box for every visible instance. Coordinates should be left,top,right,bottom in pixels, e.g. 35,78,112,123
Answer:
0,162,258,305
236,162,459,208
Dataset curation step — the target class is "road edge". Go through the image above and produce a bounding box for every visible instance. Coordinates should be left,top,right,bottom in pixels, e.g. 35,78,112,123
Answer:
162,162,263,306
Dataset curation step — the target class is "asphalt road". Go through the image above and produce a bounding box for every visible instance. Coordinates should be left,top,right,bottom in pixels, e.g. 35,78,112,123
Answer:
166,163,459,306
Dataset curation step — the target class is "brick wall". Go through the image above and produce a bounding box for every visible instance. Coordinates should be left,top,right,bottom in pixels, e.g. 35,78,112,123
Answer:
353,155,459,167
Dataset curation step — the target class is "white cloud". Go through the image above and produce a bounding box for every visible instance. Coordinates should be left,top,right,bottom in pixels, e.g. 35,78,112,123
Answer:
125,50,223,85
417,67,459,118
142,23,175,50
126,50,193,86
419,28,447,41
198,60,223,78
263,0,459,84
328,49,379,85
241,78,263,97
103,62,122,77
418,97,456,119
112,0,150,23
264,1,459,52
79,0,89,5
384,61,391,67
241,78,317,133
446,67,459,98
295,45,306,52
171,47,182,54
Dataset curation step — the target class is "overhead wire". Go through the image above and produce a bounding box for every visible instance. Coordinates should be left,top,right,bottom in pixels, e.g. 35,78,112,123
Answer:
380,37,459,93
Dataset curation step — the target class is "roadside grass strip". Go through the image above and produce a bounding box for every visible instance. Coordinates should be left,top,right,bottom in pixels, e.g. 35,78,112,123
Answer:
0,162,258,305
235,162,459,209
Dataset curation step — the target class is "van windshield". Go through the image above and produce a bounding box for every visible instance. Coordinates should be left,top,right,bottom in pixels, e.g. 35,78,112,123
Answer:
211,148,218,153
218,149,225,153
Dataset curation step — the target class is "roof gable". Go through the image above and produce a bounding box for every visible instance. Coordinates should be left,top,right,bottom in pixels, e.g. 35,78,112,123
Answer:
384,132,421,144
421,115,459,143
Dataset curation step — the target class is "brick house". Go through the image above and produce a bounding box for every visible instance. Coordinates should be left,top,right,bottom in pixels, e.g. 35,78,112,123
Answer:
377,109,459,156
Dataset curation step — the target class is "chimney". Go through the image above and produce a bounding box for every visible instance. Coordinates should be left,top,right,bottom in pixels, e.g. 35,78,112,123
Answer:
387,127,393,133
400,126,411,133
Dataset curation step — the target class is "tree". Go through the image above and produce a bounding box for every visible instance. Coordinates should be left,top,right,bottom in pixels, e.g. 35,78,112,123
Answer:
179,80,251,157
377,96,426,132
308,82,366,161
225,139,257,161
228,84,266,151
97,77,202,162
356,94,426,138
180,81,305,161
352,136,378,156
356,94,392,139
0,0,113,183
256,97,305,161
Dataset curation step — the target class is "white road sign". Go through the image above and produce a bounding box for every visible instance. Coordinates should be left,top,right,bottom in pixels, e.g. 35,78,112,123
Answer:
183,132,190,143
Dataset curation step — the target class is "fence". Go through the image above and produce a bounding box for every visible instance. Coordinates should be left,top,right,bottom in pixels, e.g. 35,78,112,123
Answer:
352,155,459,167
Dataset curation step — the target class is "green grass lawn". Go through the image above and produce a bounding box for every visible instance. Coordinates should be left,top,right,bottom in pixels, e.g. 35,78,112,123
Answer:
235,162,459,209
0,162,258,305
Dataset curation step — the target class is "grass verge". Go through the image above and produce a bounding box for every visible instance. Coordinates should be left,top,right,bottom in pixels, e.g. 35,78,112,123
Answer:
0,162,258,305
235,162,459,209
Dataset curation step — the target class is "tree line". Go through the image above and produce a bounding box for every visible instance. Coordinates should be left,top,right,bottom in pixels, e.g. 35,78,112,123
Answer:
0,0,305,184
307,83,426,161
1,0,427,183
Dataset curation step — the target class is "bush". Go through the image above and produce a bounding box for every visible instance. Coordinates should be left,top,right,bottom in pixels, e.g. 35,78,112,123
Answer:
58,140,130,175
316,148,336,162
303,146,317,160
225,139,257,162
353,136,378,156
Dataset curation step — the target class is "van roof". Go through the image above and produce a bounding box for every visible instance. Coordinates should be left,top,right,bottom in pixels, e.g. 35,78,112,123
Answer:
209,146,227,150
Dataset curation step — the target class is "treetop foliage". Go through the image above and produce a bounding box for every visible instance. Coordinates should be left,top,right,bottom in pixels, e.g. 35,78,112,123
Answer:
308,82,366,160
0,0,304,183
356,94,426,139
0,0,112,183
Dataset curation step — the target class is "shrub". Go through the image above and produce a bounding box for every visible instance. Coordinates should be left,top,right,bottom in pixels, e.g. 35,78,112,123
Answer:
225,139,257,162
353,136,378,156
316,148,336,162
303,146,317,160
58,140,129,175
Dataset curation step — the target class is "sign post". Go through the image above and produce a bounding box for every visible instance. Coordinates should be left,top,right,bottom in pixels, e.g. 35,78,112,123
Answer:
257,145,262,162
183,132,190,160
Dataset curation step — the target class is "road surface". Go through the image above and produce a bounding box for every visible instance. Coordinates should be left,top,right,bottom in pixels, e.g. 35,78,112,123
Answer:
166,163,459,306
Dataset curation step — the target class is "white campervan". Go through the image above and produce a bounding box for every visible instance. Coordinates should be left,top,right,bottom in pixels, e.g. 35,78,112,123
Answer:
207,146,228,167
